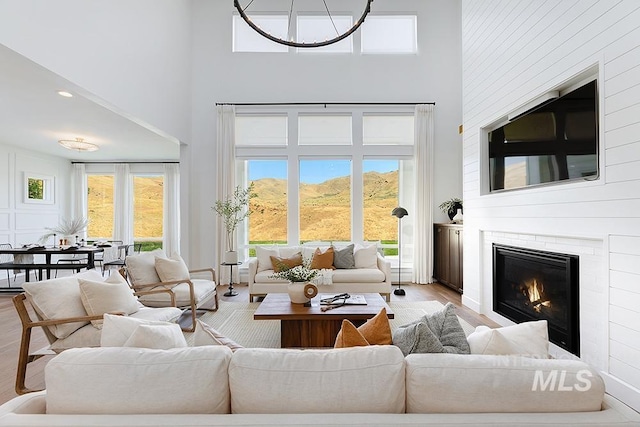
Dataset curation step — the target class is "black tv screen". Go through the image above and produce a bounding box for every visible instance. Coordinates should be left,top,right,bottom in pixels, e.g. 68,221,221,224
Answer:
488,80,598,192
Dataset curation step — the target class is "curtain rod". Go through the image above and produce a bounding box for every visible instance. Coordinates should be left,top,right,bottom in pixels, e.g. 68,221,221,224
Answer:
71,161,179,164
215,102,435,106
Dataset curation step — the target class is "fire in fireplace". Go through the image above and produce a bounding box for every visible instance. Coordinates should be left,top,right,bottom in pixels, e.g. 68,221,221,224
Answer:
493,244,580,355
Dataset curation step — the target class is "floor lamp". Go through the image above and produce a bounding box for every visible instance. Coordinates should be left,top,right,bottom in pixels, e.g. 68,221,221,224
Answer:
391,207,408,296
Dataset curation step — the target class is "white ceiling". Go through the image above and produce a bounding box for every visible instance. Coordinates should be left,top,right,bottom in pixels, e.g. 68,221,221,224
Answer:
0,45,180,162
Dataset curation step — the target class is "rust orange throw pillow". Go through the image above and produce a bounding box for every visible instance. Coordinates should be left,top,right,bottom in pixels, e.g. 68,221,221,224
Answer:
334,308,392,348
334,320,369,348
310,247,334,270
270,253,303,273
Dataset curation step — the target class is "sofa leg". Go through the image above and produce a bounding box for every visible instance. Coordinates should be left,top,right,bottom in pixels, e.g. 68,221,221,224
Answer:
383,293,390,302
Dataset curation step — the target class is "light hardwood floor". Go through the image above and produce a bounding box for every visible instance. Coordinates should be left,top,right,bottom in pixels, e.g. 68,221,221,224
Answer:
0,280,497,405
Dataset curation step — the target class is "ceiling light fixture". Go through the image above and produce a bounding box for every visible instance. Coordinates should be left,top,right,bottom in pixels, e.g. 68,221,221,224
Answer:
57,91,73,98
234,0,373,48
58,137,99,152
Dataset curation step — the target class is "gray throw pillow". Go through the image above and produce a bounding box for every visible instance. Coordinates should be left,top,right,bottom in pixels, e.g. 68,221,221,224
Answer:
392,302,470,356
333,244,355,269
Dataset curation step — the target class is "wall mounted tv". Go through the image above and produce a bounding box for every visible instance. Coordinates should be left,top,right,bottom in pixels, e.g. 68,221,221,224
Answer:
488,80,598,192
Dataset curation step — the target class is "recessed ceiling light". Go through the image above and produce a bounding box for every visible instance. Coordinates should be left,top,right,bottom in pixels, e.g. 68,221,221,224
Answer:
57,91,73,98
58,137,99,152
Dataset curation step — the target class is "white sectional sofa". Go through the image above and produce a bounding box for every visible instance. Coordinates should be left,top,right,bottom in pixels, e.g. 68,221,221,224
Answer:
248,243,392,302
1,345,639,426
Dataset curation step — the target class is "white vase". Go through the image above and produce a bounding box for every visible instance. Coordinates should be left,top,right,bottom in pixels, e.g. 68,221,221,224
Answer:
287,282,318,304
224,250,238,264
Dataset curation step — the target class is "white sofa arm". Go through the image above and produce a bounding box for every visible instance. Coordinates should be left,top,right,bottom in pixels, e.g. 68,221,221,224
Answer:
247,258,258,286
377,253,392,285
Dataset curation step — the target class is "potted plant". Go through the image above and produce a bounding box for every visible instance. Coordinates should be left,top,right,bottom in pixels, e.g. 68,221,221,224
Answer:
269,259,319,304
39,217,89,246
438,198,463,222
212,183,256,264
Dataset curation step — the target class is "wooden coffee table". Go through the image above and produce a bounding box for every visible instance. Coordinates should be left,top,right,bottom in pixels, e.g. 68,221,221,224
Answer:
254,293,394,348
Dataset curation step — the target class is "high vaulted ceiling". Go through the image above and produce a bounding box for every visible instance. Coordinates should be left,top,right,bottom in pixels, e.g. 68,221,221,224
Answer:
0,44,180,162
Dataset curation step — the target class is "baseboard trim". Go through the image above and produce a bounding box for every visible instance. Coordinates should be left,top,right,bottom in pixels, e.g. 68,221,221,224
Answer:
601,372,640,413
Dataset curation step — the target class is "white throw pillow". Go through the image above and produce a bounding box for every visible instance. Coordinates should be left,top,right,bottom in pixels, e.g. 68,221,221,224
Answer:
255,247,278,272
123,323,187,349
155,253,190,282
354,244,378,269
79,274,140,329
466,320,549,358
23,276,88,340
100,313,177,347
193,319,243,352
125,249,166,285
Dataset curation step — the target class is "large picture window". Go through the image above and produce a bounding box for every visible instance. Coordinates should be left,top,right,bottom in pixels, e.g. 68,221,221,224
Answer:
236,108,415,266
87,175,114,239
133,175,163,250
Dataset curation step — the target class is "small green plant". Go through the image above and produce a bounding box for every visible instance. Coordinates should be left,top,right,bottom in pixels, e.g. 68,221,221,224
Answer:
438,198,463,216
212,183,257,252
270,264,318,283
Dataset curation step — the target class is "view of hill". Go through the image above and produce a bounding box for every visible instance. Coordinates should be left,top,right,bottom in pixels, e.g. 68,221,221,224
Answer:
87,175,163,239
249,170,399,242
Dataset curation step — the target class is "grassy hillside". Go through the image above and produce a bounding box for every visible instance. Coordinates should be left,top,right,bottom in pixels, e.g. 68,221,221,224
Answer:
249,170,399,242
87,175,163,239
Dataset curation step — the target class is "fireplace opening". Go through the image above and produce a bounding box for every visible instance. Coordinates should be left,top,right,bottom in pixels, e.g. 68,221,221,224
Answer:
493,244,580,355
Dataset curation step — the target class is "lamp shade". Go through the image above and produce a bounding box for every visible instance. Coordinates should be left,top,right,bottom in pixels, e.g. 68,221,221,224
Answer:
391,207,408,218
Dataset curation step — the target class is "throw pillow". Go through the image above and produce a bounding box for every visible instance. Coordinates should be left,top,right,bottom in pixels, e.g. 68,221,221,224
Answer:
125,249,167,286
123,323,187,349
270,253,303,273
255,246,278,272
22,276,89,340
310,247,334,270
334,320,369,348
392,302,470,356
334,308,392,348
354,244,378,269
466,320,549,358
154,253,190,282
333,244,355,269
78,274,140,329
100,313,177,347
193,319,244,352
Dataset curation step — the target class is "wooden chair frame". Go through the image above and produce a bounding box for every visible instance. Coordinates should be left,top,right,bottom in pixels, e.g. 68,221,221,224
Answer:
125,267,219,332
12,286,178,395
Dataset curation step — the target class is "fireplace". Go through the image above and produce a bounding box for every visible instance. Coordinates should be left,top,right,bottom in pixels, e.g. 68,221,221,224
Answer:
493,244,580,355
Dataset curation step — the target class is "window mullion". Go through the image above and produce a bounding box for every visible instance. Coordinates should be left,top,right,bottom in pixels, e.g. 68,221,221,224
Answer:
352,111,364,242
287,111,300,246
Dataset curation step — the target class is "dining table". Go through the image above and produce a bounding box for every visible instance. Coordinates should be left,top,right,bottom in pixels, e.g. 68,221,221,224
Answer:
0,246,104,283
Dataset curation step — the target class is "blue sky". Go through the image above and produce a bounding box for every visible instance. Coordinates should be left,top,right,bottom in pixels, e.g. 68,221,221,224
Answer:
248,159,398,184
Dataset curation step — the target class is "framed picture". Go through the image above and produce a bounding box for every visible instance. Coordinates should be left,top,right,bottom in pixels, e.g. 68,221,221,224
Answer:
24,173,54,204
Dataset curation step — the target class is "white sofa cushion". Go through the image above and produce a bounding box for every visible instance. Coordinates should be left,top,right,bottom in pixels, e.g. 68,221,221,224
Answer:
229,346,405,414
78,273,140,328
255,247,278,272
123,323,187,349
125,249,166,285
45,346,233,414
331,268,385,283
405,353,605,413
22,270,103,340
466,320,549,358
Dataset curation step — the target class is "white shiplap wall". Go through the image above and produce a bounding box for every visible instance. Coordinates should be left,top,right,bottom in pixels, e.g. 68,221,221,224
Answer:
462,0,640,411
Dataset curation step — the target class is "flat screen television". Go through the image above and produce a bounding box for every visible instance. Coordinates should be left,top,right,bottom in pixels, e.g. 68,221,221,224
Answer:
488,80,598,192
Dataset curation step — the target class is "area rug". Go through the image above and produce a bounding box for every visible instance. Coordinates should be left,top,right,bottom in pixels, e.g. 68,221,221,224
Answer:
184,300,475,348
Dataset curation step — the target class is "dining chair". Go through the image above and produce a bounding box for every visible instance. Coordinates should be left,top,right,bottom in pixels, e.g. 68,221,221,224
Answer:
0,243,14,285
102,243,142,276
92,240,123,270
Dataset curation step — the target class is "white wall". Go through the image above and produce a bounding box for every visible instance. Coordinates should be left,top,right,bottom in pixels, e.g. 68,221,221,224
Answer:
186,0,463,268
0,0,192,144
0,145,71,282
461,0,640,411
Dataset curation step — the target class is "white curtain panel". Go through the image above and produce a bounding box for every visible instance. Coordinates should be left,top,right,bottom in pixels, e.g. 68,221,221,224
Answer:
71,163,87,240
412,104,435,284
163,163,180,257
113,164,133,244
216,105,237,285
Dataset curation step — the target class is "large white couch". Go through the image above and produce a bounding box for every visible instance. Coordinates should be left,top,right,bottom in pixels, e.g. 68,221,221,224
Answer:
1,345,639,426
248,244,392,302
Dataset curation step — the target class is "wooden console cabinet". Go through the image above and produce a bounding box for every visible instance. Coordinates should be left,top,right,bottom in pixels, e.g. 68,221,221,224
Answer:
433,223,463,293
